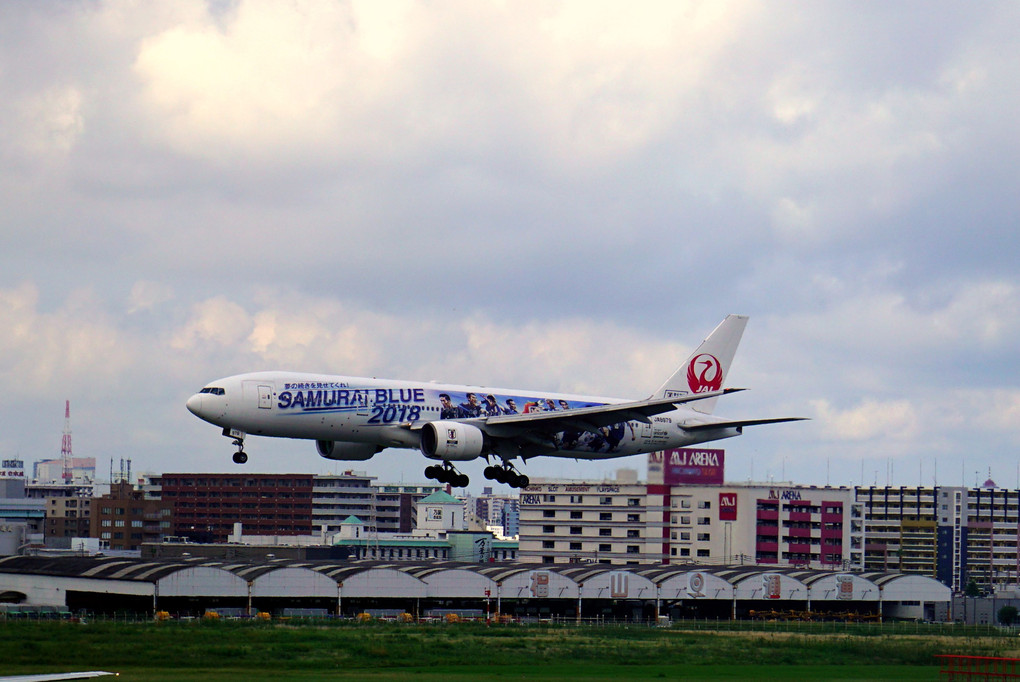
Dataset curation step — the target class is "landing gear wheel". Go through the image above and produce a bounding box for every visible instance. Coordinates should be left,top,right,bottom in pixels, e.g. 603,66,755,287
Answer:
424,462,470,487
232,451,248,465
485,463,527,488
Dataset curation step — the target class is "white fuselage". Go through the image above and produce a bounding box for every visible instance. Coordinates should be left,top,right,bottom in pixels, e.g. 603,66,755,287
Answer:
186,371,740,461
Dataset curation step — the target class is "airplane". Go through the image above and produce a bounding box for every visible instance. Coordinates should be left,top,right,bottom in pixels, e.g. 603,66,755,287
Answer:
186,315,804,488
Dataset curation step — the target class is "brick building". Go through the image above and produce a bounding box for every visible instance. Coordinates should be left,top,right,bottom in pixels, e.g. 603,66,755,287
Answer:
90,481,173,551
159,473,314,542
45,496,91,544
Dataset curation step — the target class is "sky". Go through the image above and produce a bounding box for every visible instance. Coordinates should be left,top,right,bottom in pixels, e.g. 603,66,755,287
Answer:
1,1,1019,493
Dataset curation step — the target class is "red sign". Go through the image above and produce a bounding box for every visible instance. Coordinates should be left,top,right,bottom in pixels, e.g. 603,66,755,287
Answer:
652,448,725,485
719,492,737,521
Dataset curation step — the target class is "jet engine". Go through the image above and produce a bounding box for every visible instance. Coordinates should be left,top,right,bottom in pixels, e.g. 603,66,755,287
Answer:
419,421,486,461
316,440,380,461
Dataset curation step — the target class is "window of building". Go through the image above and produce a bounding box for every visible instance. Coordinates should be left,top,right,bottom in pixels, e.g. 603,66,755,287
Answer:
627,498,641,507
626,530,640,538
543,525,555,533
569,542,582,551
627,513,640,522
681,499,692,508
599,528,612,537
570,526,582,535
698,500,711,509
600,496,612,505
680,516,691,525
697,533,710,542
680,548,690,557
680,532,690,541
697,517,711,525
542,540,555,549
599,544,611,552
542,556,554,563
697,549,710,558
543,510,555,518
570,511,582,519
570,495,583,504
599,512,612,521
626,545,640,554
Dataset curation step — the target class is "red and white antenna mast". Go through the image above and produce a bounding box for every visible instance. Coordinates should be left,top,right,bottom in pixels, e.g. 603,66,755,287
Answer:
61,400,73,483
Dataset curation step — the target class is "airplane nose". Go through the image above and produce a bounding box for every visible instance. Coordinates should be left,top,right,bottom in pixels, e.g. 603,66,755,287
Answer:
186,393,203,416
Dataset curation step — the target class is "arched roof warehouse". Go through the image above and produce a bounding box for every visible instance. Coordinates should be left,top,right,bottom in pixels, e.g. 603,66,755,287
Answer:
0,556,950,618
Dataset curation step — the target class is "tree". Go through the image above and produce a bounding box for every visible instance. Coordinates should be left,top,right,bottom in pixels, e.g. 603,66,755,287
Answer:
998,605,1018,626
965,579,982,597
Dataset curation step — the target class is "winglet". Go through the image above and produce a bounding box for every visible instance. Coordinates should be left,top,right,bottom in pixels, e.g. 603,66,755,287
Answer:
650,315,748,415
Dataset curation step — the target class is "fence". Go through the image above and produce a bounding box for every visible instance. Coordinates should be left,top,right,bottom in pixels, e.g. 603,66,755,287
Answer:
938,655,1020,680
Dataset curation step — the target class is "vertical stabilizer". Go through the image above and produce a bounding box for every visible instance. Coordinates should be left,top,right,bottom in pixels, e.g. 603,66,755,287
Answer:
651,315,748,414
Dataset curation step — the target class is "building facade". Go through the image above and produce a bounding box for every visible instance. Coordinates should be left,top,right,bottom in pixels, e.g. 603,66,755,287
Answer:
519,478,861,568
519,478,658,564
44,496,92,545
89,481,173,551
312,474,442,534
159,474,313,542
856,484,1020,592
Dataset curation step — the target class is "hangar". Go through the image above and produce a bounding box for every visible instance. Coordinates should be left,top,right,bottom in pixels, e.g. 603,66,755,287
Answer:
0,556,950,621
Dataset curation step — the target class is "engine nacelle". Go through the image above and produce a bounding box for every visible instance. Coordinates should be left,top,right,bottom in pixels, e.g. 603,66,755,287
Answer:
419,421,486,461
316,440,380,461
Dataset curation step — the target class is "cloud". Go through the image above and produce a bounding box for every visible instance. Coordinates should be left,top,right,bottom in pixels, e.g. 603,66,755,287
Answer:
811,398,919,443
170,297,252,351
127,280,175,313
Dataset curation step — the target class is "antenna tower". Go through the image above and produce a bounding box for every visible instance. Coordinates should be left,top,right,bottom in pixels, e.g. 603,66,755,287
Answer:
61,400,73,483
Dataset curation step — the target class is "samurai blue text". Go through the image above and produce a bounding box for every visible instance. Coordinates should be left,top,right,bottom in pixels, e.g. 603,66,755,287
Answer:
277,387,427,423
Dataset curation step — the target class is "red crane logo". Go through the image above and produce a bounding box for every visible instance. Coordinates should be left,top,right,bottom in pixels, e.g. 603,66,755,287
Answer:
686,354,723,393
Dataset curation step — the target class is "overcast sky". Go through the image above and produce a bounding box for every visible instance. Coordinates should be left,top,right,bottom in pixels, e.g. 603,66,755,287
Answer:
2,1,1018,492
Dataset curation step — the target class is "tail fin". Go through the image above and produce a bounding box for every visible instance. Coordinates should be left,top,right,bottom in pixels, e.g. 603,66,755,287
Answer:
651,315,748,414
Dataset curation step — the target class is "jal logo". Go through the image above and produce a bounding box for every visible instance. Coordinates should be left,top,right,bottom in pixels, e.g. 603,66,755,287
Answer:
610,573,629,598
447,429,457,439
687,354,723,393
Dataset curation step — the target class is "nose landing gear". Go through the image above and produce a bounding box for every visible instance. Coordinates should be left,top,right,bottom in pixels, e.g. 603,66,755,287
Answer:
222,428,248,465
424,462,469,488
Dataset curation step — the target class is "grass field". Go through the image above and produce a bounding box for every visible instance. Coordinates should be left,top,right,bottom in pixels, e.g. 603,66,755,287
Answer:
1,619,1017,680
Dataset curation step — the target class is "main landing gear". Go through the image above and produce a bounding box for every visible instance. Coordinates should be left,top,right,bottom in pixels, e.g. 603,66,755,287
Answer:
425,462,469,488
223,428,248,464
484,464,529,489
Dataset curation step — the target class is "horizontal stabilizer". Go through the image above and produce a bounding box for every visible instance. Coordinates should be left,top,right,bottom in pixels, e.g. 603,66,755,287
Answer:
682,416,808,432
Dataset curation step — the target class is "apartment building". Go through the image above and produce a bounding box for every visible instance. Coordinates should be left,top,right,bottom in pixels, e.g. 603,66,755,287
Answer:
519,476,659,564
857,484,1020,592
159,473,314,542
89,481,173,551
45,496,92,544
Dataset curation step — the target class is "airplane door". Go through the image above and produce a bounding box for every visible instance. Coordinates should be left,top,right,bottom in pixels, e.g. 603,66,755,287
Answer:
258,385,273,410
244,381,275,410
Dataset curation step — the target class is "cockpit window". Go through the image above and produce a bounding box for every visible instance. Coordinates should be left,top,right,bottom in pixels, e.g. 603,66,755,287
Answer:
199,387,226,396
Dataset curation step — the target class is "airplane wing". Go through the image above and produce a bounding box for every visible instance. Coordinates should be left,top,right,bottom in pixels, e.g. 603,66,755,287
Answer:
478,388,743,439
0,674,118,681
